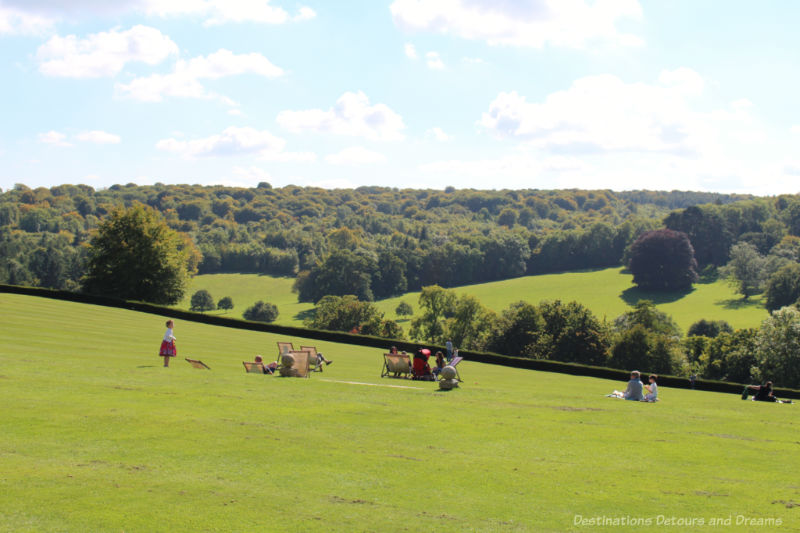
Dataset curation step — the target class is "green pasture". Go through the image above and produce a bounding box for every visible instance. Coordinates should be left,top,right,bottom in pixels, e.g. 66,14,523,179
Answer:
180,268,768,332
1,294,797,532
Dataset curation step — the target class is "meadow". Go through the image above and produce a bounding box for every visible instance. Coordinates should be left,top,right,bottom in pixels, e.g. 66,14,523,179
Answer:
179,268,768,332
2,293,797,532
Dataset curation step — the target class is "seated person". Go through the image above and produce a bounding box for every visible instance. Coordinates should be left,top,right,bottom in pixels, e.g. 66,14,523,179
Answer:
412,348,434,381
254,355,278,375
316,351,333,366
644,374,658,402
432,350,446,377
609,370,644,401
751,381,778,402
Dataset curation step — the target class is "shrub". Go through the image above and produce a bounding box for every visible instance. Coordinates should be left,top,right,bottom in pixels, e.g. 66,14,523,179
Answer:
217,296,234,311
190,290,216,312
243,301,279,323
395,301,413,317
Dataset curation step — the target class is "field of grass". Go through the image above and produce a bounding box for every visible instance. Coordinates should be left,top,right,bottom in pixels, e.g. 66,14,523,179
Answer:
2,293,797,532
180,268,768,332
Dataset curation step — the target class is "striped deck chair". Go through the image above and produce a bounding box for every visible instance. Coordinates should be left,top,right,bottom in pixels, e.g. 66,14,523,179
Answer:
277,350,311,378
300,345,323,372
185,358,210,369
381,353,412,379
449,356,463,382
243,361,267,374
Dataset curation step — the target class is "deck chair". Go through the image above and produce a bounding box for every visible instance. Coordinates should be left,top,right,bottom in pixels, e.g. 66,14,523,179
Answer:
300,345,323,372
243,361,267,374
185,358,210,369
449,356,463,382
381,353,412,378
277,341,294,356
277,350,311,378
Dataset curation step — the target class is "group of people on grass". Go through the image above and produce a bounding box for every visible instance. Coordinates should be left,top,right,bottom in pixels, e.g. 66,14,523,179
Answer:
159,320,793,402
388,342,457,380
609,371,658,402
157,320,331,374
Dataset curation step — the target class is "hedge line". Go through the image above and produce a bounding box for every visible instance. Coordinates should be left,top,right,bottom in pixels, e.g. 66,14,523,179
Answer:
3,283,798,400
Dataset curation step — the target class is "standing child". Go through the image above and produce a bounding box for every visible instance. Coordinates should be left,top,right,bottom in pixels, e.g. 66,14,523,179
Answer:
159,320,177,367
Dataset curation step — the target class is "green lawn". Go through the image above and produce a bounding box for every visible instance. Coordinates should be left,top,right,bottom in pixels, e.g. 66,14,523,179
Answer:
181,268,768,332
1,293,796,532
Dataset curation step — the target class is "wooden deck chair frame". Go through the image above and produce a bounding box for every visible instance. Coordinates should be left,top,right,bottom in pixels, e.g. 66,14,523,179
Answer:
300,345,323,372
277,350,311,378
243,361,267,374
277,341,294,356
185,358,210,369
381,353,412,379
448,356,463,382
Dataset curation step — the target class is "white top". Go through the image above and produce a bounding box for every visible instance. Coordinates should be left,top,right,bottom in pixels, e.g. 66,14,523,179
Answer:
647,382,658,399
163,328,176,342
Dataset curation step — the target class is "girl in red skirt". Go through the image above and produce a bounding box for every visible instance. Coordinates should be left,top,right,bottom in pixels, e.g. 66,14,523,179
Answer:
159,320,177,367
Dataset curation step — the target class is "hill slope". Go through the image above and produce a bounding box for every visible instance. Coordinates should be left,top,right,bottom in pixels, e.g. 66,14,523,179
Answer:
1,293,795,532
180,268,768,332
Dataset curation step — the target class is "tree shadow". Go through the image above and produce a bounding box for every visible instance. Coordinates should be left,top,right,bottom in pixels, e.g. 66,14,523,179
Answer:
293,308,316,323
716,297,764,310
136,365,157,368
620,286,695,306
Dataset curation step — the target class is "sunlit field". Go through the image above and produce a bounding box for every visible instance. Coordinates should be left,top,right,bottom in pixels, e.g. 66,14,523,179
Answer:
181,268,768,332
2,293,795,532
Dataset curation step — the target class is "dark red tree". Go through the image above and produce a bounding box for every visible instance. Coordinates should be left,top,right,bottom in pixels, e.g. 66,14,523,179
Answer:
629,229,698,291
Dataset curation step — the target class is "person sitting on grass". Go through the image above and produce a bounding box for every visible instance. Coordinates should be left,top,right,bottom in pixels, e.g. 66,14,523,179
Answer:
750,381,781,402
608,370,644,401
432,350,446,378
412,348,434,381
644,374,658,402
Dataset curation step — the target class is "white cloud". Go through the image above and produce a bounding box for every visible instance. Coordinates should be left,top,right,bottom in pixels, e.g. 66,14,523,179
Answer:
426,51,444,70
390,0,643,48
116,49,283,103
791,125,800,135
231,165,272,183
37,25,178,78
38,130,71,146
404,43,418,59
76,130,121,144
478,69,749,157
426,127,451,141
277,91,406,141
155,126,315,162
143,0,315,26
462,56,485,64
325,146,387,166
0,5,53,35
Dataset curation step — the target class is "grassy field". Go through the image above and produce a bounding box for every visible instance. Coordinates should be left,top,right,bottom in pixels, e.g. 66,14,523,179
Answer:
180,268,768,332
2,293,797,532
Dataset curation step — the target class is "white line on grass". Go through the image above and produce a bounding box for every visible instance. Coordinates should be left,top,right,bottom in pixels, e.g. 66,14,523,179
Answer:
319,378,425,390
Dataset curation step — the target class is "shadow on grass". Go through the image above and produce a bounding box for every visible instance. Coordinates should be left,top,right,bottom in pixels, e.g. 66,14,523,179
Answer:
717,297,764,310
137,365,157,368
293,308,316,323
620,286,695,306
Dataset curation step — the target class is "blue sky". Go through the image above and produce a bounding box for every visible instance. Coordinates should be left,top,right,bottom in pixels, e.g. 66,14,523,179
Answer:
1,0,799,194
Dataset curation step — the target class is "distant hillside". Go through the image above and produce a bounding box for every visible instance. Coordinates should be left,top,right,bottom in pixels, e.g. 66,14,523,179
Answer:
3,183,792,306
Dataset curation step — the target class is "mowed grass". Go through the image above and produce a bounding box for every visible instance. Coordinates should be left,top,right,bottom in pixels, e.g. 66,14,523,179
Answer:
2,294,797,532
181,268,768,332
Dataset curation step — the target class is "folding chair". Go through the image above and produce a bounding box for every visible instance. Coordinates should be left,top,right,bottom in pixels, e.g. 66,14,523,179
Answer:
277,350,311,378
449,356,463,382
185,358,210,369
243,361,267,374
277,342,294,356
300,345,323,372
381,353,412,379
